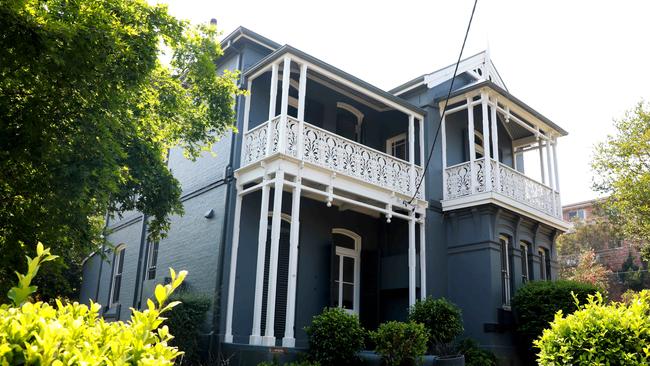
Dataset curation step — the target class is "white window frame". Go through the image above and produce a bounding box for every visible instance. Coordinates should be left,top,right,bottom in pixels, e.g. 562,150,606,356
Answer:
386,133,407,160
520,242,530,283
499,235,511,308
332,228,361,314
146,241,159,281
539,248,550,281
109,245,125,306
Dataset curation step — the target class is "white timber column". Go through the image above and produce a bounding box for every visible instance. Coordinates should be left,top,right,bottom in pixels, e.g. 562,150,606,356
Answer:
250,177,271,345
418,117,425,197
278,56,291,154
537,136,546,184
262,169,285,346
480,92,492,191
552,139,560,191
545,138,555,189
467,97,477,192
224,185,243,343
441,113,448,199
265,63,279,155
408,115,416,194
243,80,253,133
408,215,416,306
282,176,302,347
490,96,500,191
297,63,308,160
419,214,426,300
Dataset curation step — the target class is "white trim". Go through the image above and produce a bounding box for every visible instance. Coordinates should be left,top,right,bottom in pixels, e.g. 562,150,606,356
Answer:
391,51,507,96
499,235,511,307
332,228,361,314
250,180,271,345
223,33,277,52
441,192,570,231
336,102,365,123
146,240,159,280
419,216,426,299
520,242,530,283
282,177,302,348
408,216,416,306
481,93,492,191
224,190,243,343
385,133,407,159
108,244,126,306
262,169,285,346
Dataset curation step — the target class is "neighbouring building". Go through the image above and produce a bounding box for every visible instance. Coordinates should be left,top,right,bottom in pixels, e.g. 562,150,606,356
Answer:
561,199,647,299
80,26,570,364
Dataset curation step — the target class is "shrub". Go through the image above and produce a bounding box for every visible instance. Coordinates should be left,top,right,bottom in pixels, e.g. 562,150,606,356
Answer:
304,307,365,366
165,292,211,364
372,321,428,366
258,361,320,366
407,297,463,351
512,280,599,364
0,243,187,365
535,291,650,365
457,339,497,366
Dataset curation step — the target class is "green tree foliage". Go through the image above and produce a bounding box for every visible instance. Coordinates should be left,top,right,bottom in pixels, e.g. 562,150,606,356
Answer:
512,280,600,365
592,101,650,261
535,292,650,365
304,308,366,366
0,244,188,364
371,321,428,366
407,297,463,352
557,216,622,256
560,249,612,291
0,0,242,301
619,252,650,291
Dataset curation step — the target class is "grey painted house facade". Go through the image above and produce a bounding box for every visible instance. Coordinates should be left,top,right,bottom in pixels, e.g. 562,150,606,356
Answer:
80,27,569,363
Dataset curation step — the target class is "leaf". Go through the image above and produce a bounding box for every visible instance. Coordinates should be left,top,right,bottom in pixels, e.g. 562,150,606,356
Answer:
154,285,166,306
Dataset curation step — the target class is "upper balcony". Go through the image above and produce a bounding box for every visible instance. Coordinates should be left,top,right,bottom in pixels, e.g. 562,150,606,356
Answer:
439,82,569,230
237,46,427,217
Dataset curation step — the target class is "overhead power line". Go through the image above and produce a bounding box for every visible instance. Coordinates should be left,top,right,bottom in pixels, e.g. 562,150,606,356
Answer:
407,0,479,207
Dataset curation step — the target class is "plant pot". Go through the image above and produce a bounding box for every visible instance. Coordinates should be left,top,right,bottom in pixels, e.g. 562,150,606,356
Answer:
357,352,438,366
433,355,465,366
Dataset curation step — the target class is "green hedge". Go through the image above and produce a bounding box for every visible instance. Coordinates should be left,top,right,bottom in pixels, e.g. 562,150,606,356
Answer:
0,244,186,365
512,280,599,363
165,292,211,365
408,297,463,350
536,291,650,365
457,339,497,366
372,321,428,366
304,308,365,366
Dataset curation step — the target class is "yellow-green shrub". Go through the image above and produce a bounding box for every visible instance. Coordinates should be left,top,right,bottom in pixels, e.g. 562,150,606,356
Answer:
0,243,187,365
535,291,650,365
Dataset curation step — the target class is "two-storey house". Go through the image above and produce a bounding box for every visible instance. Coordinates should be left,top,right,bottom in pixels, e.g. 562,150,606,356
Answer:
80,26,569,364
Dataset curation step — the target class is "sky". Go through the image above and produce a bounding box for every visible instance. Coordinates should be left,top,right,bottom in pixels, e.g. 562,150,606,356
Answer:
156,0,650,205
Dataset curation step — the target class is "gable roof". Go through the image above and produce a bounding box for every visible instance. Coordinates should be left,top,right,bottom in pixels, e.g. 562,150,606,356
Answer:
220,26,281,52
436,80,568,136
389,50,507,96
244,44,426,117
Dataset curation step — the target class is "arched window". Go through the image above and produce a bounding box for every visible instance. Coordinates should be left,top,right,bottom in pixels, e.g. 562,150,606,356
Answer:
336,102,364,142
332,229,361,314
109,245,126,305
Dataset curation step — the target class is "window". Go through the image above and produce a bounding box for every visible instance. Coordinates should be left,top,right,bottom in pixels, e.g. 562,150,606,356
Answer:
539,248,551,281
110,246,125,304
520,242,530,283
499,235,511,307
567,209,585,221
386,133,407,160
332,229,361,314
146,241,159,280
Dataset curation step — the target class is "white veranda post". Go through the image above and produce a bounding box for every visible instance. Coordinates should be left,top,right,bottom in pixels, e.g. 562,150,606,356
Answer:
224,186,243,343
250,177,271,345
467,97,476,192
480,92,492,191
419,214,426,300
408,215,416,306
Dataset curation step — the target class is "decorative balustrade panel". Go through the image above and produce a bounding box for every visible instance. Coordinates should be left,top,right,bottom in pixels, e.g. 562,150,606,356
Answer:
445,158,561,219
242,116,423,199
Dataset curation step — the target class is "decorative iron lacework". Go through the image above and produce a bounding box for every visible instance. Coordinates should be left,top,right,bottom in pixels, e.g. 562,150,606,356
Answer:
445,157,561,219
242,116,424,199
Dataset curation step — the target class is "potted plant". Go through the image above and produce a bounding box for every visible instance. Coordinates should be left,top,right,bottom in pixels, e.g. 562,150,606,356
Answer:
408,298,465,365
371,321,429,366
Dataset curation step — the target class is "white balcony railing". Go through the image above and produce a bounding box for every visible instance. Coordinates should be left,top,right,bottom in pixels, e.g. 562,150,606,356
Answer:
242,116,424,199
444,157,561,218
